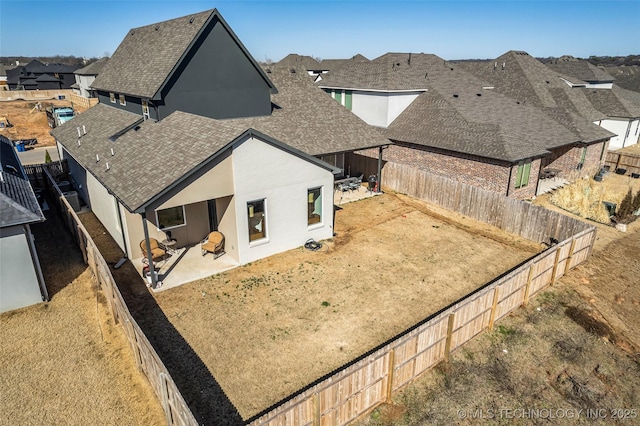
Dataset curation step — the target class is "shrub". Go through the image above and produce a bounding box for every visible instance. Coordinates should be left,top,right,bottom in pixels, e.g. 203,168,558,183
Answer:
616,188,634,220
633,189,640,213
44,149,52,163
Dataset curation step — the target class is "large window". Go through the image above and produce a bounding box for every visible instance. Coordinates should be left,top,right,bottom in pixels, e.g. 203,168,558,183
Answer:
515,161,531,189
248,199,267,242
308,187,322,225
156,206,185,230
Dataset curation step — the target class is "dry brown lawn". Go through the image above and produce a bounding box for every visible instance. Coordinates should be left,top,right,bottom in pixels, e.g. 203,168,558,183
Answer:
78,191,542,422
0,208,165,426
0,99,87,146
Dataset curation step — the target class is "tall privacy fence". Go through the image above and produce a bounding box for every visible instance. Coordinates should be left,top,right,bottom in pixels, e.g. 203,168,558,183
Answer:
37,161,596,426
40,165,198,426
605,151,640,176
247,165,596,425
69,92,99,109
0,89,74,102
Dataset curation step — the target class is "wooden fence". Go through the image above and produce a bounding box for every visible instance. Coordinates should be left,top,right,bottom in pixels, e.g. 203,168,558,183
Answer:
0,89,74,102
69,92,99,110
605,151,640,176
40,166,198,426
38,160,596,426
248,166,596,425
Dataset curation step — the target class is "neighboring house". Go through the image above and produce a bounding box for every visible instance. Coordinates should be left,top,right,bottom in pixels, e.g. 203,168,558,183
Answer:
0,64,14,89
6,60,79,90
602,65,640,93
319,52,613,199
276,54,324,77
0,136,47,313
51,10,390,285
543,56,640,150
72,58,108,98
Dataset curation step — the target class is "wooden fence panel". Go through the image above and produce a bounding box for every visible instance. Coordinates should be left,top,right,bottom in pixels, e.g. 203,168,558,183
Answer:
606,152,640,175
450,290,494,350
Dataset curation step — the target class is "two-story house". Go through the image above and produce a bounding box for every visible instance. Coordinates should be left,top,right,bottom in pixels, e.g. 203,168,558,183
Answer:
51,9,390,287
72,58,108,98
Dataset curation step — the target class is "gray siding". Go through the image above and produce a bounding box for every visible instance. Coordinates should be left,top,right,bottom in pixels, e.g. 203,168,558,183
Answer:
159,17,272,120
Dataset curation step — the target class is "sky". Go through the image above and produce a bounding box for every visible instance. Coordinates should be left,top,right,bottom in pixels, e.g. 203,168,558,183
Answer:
1,1,639,62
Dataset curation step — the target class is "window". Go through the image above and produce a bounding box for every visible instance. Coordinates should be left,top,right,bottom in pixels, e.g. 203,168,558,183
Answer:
307,187,322,225
515,161,531,189
156,206,185,230
248,199,266,242
109,92,115,103
119,94,126,106
142,100,150,120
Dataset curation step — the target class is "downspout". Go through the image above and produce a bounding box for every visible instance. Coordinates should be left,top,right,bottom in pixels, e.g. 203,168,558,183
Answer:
622,121,632,148
141,212,157,289
506,163,514,197
115,198,129,259
26,224,48,302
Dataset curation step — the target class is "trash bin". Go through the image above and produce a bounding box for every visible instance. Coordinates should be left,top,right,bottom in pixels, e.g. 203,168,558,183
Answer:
602,201,616,217
15,142,25,152
368,175,377,193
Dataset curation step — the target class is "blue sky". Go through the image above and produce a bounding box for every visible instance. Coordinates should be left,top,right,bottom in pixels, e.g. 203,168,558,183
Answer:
1,1,638,61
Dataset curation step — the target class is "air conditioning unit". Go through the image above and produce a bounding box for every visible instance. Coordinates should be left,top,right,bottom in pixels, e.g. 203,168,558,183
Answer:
62,191,81,212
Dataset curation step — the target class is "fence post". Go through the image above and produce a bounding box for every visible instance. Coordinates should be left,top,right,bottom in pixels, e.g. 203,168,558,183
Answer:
550,247,562,285
386,349,395,402
312,392,320,426
564,239,577,276
488,287,500,330
444,313,455,362
523,264,534,307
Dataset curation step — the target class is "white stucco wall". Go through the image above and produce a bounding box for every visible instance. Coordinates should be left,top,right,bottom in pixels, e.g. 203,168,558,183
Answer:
232,136,334,265
86,171,126,252
351,91,422,128
0,226,43,313
599,118,640,150
78,75,96,98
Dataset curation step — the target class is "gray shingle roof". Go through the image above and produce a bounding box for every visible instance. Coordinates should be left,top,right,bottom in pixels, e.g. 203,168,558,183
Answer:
276,54,322,70
319,54,370,72
53,66,390,212
75,58,108,76
581,85,640,118
91,9,274,99
0,137,45,227
603,66,640,93
546,56,615,83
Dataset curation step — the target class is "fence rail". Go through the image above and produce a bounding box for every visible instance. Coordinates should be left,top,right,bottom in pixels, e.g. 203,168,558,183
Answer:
69,92,99,109
40,166,198,426
605,151,640,176
37,161,596,426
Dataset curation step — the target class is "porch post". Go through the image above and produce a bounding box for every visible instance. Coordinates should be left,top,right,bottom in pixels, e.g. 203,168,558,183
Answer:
377,146,384,193
141,212,157,288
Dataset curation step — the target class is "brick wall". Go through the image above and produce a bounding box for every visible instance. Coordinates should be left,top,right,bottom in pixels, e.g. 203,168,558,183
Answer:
356,143,541,200
542,140,609,179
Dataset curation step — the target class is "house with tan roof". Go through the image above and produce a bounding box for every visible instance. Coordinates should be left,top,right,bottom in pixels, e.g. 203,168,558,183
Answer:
319,52,613,199
51,9,390,288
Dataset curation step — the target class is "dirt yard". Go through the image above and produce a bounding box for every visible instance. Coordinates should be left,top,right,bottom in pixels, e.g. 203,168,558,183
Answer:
359,179,640,425
0,208,165,425
75,191,541,423
0,99,87,146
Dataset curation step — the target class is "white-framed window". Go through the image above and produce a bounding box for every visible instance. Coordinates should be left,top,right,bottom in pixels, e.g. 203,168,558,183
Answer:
142,99,150,120
156,206,186,230
119,94,126,106
307,187,322,226
109,92,115,103
247,199,267,242
515,160,531,189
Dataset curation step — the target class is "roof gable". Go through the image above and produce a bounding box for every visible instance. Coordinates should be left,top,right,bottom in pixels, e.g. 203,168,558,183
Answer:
91,9,275,99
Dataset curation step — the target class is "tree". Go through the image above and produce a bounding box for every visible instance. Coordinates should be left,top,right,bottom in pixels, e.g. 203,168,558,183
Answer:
632,189,640,213
617,188,634,220
45,150,52,164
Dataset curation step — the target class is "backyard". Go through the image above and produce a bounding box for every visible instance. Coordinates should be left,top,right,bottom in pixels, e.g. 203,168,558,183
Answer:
79,190,541,422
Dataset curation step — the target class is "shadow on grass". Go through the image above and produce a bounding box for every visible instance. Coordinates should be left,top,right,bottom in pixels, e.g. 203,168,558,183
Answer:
60,211,243,425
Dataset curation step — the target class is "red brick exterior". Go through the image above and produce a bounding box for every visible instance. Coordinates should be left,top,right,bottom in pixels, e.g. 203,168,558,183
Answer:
356,143,541,200
542,140,608,179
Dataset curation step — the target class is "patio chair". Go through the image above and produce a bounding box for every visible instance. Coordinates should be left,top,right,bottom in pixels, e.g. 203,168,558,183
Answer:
140,238,167,261
201,231,225,259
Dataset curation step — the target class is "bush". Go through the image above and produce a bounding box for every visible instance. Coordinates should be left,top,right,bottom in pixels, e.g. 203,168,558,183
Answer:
616,188,634,220
633,190,640,213
44,149,52,163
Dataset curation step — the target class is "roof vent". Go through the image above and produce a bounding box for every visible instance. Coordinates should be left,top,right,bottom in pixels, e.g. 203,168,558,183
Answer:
110,147,115,156
290,68,296,73
545,80,550,84
265,68,272,73
134,125,141,131
516,101,520,104
77,139,81,146
189,17,195,23
453,94,459,98
155,25,159,31
450,67,454,71
106,162,110,171
476,93,482,96
96,154,100,163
